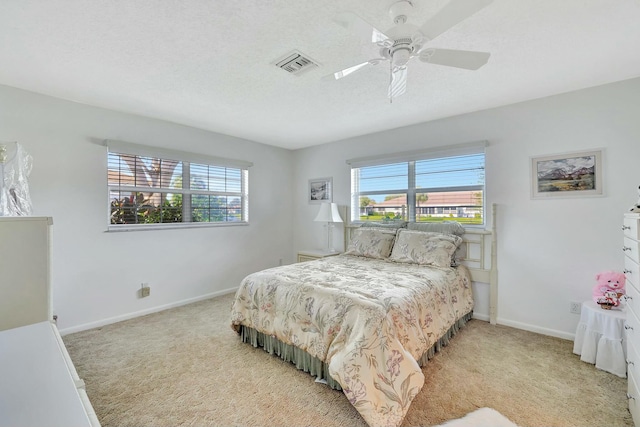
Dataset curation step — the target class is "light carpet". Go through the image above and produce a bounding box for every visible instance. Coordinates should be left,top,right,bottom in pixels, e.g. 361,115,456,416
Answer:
64,293,633,426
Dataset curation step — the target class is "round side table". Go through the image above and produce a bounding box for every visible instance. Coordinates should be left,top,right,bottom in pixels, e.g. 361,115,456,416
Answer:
573,300,627,377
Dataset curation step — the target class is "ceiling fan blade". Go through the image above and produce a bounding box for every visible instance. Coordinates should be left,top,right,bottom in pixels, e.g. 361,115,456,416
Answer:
419,0,493,41
323,59,385,81
419,48,490,70
334,11,390,44
388,67,407,100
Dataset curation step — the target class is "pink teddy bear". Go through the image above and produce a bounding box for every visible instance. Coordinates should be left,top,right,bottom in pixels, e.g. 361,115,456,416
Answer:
592,270,626,308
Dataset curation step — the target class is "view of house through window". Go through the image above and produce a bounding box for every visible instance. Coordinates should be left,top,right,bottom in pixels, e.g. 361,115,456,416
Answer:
351,152,485,225
108,150,248,227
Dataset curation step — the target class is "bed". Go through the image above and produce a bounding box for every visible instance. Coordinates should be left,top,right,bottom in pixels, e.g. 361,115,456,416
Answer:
230,205,497,427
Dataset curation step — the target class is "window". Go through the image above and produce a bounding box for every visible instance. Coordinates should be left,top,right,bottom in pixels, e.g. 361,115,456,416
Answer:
106,140,251,229
349,143,485,225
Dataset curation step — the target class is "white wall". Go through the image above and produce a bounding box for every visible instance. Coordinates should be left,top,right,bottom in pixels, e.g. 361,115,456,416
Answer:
3,78,639,339
293,77,640,339
0,84,294,334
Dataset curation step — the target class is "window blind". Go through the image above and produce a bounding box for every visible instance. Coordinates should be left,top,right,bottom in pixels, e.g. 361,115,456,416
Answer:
350,145,485,225
106,141,250,229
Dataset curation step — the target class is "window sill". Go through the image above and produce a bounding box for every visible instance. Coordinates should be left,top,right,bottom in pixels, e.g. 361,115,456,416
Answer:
106,222,249,232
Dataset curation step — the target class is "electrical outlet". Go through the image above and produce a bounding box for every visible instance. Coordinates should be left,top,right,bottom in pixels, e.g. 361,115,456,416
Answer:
140,283,150,298
570,301,581,314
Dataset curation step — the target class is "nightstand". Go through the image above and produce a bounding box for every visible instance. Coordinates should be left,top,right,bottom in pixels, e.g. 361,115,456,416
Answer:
572,300,626,377
297,249,340,263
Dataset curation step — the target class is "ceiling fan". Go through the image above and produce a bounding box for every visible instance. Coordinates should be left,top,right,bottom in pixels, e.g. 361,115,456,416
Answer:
328,0,493,102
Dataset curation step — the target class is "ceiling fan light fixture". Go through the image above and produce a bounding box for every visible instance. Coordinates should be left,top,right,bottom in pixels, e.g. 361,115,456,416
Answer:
392,48,411,67
386,36,413,67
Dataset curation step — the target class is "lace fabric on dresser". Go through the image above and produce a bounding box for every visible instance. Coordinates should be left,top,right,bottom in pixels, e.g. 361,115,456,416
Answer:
0,142,33,216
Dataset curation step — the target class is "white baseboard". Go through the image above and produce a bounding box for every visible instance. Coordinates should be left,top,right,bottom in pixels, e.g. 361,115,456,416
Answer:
471,312,574,340
496,317,575,341
59,288,238,336
472,312,490,322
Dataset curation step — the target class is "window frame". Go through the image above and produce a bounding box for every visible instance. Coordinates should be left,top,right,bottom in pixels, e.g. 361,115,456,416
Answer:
348,142,486,226
105,140,251,231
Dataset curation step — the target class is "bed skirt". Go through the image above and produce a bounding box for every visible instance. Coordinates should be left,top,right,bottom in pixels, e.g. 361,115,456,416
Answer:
238,310,474,391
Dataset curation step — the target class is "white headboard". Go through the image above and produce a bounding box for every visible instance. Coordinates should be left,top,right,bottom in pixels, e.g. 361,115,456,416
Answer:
344,204,498,324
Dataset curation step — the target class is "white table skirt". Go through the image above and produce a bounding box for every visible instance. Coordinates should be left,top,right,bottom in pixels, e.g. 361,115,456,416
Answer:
573,300,627,377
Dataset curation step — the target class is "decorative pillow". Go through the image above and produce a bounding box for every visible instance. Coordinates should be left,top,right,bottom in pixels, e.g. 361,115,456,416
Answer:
407,221,465,236
345,228,397,259
389,229,462,267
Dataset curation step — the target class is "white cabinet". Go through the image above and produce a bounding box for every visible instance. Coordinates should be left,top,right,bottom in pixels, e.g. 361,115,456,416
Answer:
0,322,100,427
625,212,640,426
0,216,52,331
0,217,100,427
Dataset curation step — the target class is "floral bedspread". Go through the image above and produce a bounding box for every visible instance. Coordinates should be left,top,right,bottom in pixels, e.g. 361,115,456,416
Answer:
230,254,473,427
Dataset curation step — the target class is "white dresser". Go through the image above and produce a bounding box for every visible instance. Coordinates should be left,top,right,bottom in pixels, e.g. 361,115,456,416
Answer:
0,322,99,427
0,217,100,427
624,212,640,426
0,216,52,331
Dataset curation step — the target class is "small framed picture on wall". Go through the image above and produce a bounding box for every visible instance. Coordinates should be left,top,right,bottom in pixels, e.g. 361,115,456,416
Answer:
309,177,332,204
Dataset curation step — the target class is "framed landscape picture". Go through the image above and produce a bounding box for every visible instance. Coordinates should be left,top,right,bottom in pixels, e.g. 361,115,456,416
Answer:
309,177,332,203
531,149,603,199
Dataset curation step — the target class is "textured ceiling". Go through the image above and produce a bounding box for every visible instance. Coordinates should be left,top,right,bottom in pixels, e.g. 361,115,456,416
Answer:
1,0,640,150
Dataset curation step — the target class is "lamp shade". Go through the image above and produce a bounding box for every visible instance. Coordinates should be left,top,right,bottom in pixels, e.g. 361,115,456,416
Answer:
314,202,343,223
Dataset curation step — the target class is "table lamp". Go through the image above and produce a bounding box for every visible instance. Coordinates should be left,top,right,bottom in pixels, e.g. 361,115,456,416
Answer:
314,202,343,253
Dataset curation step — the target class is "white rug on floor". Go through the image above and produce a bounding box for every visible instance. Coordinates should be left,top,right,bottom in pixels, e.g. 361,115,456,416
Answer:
435,408,519,427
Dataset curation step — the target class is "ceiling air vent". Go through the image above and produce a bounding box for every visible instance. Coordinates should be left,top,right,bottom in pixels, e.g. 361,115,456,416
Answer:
273,50,320,76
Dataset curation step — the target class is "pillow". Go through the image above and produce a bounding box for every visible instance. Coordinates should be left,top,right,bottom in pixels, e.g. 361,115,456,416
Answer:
389,229,462,267
360,221,408,229
407,221,465,236
345,228,397,259
452,242,467,266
